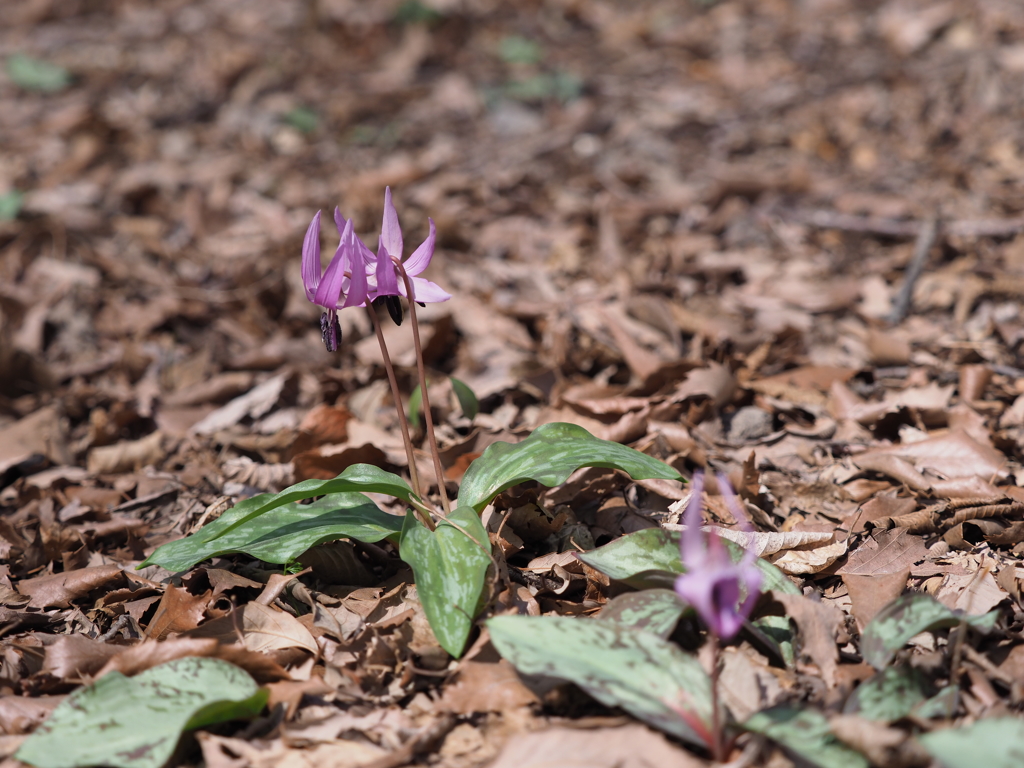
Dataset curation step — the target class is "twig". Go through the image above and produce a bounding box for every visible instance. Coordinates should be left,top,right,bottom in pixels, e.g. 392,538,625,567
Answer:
888,214,939,325
394,259,451,517
364,303,435,531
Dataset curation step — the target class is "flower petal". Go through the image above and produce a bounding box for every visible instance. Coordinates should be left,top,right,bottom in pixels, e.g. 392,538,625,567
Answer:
375,243,400,298
380,186,403,260
301,211,322,302
680,473,706,567
341,226,370,308
315,218,354,308
402,218,436,276
400,276,451,303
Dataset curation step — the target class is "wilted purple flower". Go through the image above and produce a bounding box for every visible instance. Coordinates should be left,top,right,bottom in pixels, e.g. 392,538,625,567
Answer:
371,187,451,305
674,473,762,640
301,209,371,351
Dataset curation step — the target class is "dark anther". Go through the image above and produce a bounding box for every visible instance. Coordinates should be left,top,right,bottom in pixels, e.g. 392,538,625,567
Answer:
374,295,404,326
320,312,342,352
417,301,426,308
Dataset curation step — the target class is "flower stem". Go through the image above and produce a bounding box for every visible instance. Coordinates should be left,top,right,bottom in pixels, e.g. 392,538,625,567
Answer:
710,631,724,763
393,259,451,516
364,302,435,531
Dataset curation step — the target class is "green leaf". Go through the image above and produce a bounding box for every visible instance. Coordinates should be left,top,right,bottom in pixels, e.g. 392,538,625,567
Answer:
15,658,266,768
498,35,543,64
399,506,491,657
860,593,999,670
751,614,796,667
140,492,403,573
596,589,687,638
576,527,799,596
141,464,416,571
408,384,423,425
0,190,23,221
450,377,479,420
912,684,958,720
457,423,682,512
919,718,1024,768
744,707,868,768
284,106,318,134
844,665,927,722
489,615,713,747
7,54,71,92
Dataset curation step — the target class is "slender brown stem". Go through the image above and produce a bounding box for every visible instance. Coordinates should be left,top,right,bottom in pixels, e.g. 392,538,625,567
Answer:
393,260,451,516
364,302,435,531
710,632,724,762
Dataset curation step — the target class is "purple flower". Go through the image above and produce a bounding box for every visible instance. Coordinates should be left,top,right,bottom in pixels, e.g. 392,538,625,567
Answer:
371,187,451,304
674,473,762,640
301,208,371,351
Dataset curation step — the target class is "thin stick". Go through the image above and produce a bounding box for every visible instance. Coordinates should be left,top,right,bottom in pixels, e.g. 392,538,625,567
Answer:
889,214,939,325
394,260,452,516
364,302,435,531
710,632,724,762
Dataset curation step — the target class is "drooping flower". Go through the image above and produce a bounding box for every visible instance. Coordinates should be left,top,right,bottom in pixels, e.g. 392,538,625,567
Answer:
301,208,371,351
674,472,762,640
371,187,451,306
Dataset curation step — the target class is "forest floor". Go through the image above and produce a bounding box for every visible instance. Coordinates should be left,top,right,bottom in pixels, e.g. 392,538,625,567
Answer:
3,0,1024,766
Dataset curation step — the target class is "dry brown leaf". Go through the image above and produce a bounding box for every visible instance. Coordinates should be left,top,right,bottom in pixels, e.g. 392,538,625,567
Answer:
843,570,910,630
18,565,126,609
838,529,928,575
440,658,539,715
0,696,65,735
671,362,736,408
936,569,1008,616
96,637,290,683
238,602,318,654
768,538,848,575
861,429,1008,480
146,585,214,640
488,724,707,768
87,431,167,474
829,714,930,767
41,635,122,679
662,523,834,558
774,591,842,688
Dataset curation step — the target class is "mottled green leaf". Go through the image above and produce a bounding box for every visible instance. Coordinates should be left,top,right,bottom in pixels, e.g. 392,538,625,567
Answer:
751,614,796,667
919,718,1024,768
489,615,713,747
400,506,491,657
7,54,70,92
744,707,868,768
139,493,403,572
576,527,799,595
912,685,958,720
844,665,927,722
861,593,999,670
597,589,687,638
457,423,681,512
16,658,265,768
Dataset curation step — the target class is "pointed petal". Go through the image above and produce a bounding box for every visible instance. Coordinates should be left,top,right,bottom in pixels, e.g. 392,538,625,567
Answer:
680,473,706,567
403,218,436,276
315,219,353,308
301,211,322,301
333,207,346,236
400,276,451,303
375,243,401,297
380,186,403,260
341,228,369,308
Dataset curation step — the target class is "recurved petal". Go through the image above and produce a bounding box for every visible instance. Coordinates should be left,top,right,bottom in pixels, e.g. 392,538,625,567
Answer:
401,276,451,303
301,211,322,301
380,186,403,261
402,218,436,276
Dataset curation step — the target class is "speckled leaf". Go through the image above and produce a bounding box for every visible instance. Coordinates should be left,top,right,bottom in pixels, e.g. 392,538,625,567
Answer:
400,506,491,657
919,718,1024,768
488,615,713,747
140,493,403,572
457,422,681,511
861,593,999,670
140,463,415,571
597,589,687,638
844,665,928,722
16,658,266,768
577,528,800,595
744,707,868,768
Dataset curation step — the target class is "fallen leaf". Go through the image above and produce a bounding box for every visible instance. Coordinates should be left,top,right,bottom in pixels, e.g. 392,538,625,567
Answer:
774,591,842,688
18,565,125,609
488,724,706,768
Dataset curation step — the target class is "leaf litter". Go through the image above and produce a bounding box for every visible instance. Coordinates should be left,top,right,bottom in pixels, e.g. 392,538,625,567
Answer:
4,0,1024,766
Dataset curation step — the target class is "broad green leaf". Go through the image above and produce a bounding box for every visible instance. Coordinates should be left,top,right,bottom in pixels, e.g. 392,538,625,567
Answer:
0,190,23,221
843,665,927,722
744,707,868,768
489,615,713,747
457,423,681,512
399,506,491,657
140,493,403,573
16,658,266,768
861,593,999,670
576,527,800,596
919,718,1024,768
450,377,479,420
596,589,687,638
7,54,71,92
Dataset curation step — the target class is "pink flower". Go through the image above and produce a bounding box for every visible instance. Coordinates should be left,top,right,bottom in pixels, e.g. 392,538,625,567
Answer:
674,473,762,640
371,187,451,305
301,209,371,351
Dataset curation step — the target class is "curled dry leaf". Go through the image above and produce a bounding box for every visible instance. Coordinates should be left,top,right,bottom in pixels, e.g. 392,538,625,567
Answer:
87,431,167,474
662,522,835,558
768,538,848,575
